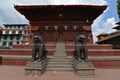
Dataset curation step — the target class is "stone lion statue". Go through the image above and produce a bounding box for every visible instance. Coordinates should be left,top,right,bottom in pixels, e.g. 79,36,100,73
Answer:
74,34,89,62
31,36,47,62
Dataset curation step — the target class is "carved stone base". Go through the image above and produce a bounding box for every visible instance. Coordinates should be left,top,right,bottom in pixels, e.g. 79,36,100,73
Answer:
25,58,48,75
73,58,95,77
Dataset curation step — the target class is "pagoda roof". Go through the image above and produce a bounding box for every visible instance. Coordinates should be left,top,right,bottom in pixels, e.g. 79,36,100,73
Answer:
3,24,29,26
14,5,107,23
112,22,120,30
96,31,120,43
97,33,109,37
112,25,120,30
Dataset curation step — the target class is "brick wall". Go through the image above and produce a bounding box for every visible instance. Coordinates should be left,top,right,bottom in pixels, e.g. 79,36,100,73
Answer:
91,60,120,68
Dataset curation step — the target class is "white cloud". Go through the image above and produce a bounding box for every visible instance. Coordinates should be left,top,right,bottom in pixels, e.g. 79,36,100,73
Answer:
103,17,116,33
12,0,50,5
49,0,107,5
0,16,4,27
92,17,116,43
0,21,3,27
0,0,28,24
49,0,80,5
13,0,107,5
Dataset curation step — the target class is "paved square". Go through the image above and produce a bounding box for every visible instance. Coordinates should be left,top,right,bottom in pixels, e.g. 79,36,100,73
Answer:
0,65,120,80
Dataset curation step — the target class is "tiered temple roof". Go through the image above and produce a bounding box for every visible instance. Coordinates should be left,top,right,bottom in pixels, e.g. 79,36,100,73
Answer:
15,5,107,24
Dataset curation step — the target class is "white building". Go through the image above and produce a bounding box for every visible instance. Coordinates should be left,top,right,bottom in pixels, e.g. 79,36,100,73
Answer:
0,24,31,48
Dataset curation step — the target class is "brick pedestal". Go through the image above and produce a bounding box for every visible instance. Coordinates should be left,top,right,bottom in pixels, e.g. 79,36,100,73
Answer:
72,58,95,77
25,58,48,75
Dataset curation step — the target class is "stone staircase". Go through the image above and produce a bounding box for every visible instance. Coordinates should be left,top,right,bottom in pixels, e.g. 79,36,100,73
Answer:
47,43,74,71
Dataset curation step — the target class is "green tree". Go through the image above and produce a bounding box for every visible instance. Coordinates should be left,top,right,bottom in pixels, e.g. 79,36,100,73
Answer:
117,0,120,18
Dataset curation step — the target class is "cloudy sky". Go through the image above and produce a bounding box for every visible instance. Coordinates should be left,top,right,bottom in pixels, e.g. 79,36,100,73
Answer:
0,0,119,42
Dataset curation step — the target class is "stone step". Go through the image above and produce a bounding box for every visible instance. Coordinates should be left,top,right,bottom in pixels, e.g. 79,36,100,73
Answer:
54,55,66,56
48,61,72,65
54,56,67,58
49,58,72,62
54,55,67,58
55,48,65,49
54,53,66,55
46,67,74,71
56,45,65,49
55,49,66,51
49,60,72,62
47,64,73,68
55,50,66,52
54,52,66,53
54,54,66,56
49,57,72,59
53,56,67,57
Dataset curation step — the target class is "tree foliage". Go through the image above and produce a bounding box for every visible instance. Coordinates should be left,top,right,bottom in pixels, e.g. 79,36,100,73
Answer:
117,0,120,18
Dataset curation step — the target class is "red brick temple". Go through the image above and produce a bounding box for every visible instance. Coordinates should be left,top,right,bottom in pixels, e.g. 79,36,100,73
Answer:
0,4,120,69
15,5,107,44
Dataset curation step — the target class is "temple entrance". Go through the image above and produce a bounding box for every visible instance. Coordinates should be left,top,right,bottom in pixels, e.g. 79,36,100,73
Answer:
57,26,65,42
57,32,64,42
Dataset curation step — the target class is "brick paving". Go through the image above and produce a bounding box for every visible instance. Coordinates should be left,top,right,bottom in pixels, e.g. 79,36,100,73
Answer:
0,65,120,80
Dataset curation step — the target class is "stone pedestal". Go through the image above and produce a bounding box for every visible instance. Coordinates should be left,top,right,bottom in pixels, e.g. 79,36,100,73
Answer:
25,58,48,75
72,58,95,77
